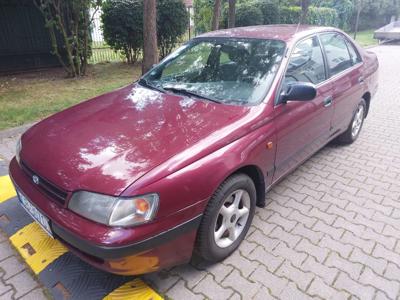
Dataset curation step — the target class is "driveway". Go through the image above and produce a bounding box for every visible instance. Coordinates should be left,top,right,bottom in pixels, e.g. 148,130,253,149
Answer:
0,45,399,300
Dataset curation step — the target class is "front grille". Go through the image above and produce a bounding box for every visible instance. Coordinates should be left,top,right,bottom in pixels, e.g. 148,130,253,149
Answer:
21,161,68,205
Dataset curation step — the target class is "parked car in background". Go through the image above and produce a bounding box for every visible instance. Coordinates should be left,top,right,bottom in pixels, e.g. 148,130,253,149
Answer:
10,25,378,275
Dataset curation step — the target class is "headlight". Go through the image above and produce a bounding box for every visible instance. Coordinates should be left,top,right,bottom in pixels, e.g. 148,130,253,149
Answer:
68,191,159,227
16,138,22,164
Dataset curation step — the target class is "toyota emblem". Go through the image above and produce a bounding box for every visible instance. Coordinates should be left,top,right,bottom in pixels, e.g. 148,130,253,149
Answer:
32,175,40,185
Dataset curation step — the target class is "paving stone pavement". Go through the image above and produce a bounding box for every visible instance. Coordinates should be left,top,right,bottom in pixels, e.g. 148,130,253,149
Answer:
1,45,399,300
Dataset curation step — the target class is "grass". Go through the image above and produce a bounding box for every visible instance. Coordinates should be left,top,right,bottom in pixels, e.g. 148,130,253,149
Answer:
349,29,379,47
89,41,125,64
0,63,141,130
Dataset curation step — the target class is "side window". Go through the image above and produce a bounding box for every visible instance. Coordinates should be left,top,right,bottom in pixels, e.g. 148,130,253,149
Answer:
285,36,326,85
345,39,362,65
320,33,353,76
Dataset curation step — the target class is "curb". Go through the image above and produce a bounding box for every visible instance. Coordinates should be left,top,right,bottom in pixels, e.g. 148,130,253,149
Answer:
0,123,35,140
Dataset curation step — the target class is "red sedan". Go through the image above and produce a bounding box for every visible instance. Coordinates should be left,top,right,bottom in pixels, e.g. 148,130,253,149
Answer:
9,25,379,275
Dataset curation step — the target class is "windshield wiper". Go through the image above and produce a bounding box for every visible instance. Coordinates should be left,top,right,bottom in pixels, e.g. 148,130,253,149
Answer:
163,86,221,104
138,78,165,93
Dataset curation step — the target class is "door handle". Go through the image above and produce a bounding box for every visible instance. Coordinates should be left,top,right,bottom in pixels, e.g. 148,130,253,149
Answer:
323,96,333,107
358,76,365,84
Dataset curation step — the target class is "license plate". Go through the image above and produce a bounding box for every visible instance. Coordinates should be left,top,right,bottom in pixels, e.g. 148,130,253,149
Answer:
17,189,54,238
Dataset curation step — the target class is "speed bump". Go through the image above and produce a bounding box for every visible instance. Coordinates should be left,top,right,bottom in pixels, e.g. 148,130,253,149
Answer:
104,278,163,300
10,222,68,274
0,175,16,203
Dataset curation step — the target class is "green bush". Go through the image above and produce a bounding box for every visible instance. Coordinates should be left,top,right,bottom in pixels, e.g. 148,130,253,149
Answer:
194,0,214,34
319,0,353,30
157,0,189,58
277,6,338,27
258,0,280,25
278,6,301,24
102,0,143,64
307,7,339,27
235,2,264,27
102,0,188,62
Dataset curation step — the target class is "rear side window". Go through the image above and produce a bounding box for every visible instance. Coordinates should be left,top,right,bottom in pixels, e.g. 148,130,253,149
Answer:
285,36,326,85
320,33,353,76
345,39,362,65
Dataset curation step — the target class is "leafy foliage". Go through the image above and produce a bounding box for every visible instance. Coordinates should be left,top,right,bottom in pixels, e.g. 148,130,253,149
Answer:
102,0,143,64
306,6,339,26
279,6,338,26
194,0,399,32
258,0,280,24
351,0,398,31
33,0,101,77
194,0,214,33
234,2,264,26
317,0,353,30
102,0,188,61
157,0,189,58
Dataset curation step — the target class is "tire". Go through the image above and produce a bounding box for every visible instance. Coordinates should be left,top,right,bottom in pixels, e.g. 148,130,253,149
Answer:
195,173,256,262
334,98,367,145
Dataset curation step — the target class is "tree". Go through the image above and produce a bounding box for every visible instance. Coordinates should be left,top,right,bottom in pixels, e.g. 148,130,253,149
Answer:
211,0,222,30
33,0,101,77
353,0,362,39
300,0,311,23
228,0,236,28
142,0,158,74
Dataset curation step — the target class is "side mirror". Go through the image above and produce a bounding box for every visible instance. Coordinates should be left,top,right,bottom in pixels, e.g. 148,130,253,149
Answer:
278,82,317,104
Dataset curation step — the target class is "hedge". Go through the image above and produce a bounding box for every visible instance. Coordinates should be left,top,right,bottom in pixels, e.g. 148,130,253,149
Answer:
273,6,339,27
218,1,339,29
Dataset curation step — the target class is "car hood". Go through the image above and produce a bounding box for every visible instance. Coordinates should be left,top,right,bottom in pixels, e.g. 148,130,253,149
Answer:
20,84,252,195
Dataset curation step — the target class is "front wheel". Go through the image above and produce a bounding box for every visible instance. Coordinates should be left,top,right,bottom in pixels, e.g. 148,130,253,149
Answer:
334,99,367,144
195,174,256,262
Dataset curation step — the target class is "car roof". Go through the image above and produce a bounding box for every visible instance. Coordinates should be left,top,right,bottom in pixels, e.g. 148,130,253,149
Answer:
196,24,338,43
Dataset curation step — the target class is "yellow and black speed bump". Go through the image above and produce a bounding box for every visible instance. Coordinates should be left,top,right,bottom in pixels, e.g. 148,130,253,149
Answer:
0,163,163,300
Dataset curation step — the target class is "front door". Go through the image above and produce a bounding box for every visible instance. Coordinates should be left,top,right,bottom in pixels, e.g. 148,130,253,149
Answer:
273,35,333,182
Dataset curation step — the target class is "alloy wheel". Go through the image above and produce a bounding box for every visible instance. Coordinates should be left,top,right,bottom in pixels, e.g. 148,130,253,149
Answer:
351,104,365,138
213,189,251,248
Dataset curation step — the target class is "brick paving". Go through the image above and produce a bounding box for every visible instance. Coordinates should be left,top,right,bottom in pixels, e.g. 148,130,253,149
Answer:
1,45,399,300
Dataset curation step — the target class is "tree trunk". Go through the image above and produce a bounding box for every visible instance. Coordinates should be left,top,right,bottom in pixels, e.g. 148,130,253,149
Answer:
228,0,236,28
142,0,158,74
353,0,362,39
212,0,222,30
300,0,310,24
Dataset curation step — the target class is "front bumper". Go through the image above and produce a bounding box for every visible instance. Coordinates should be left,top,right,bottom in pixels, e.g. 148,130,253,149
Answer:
9,158,204,275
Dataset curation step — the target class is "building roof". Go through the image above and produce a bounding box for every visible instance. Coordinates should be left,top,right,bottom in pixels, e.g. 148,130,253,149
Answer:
197,24,338,42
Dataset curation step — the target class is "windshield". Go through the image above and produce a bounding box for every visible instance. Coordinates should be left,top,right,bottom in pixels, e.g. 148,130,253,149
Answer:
141,38,286,105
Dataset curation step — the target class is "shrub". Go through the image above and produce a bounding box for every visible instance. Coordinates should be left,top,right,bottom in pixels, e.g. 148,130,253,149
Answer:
307,7,339,27
319,0,353,30
221,1,264,27
279,6,301,24
102,0,143,64
194,0,214,34
157,0,189,58
278,6,338,27
257,0,280,24
235,2,264,27
102,0,188,63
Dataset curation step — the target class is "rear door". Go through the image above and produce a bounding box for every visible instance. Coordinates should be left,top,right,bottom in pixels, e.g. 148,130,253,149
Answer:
273,35,333,182
319,33,364,133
